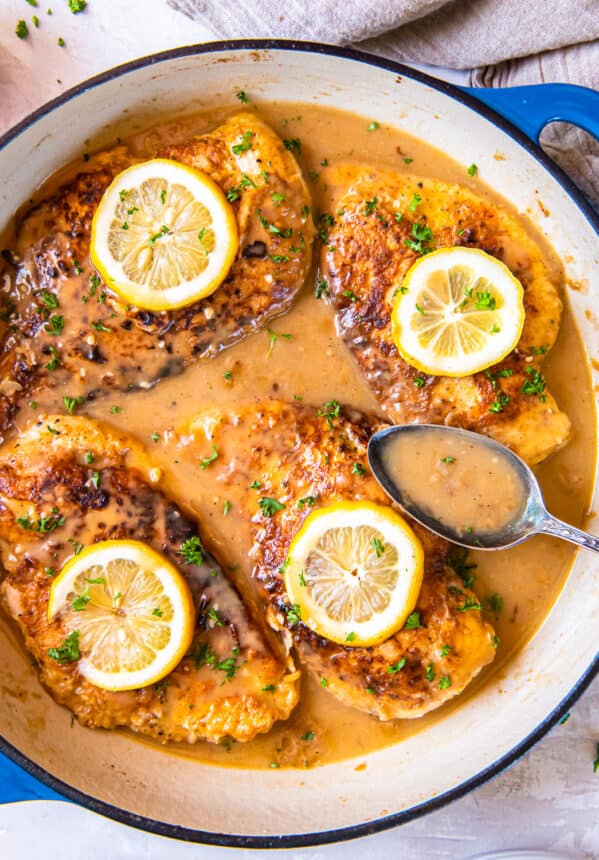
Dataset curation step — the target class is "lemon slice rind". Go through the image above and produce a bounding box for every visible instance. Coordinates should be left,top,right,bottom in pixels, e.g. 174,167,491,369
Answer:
391,247,525,377
284,501,424,647
48,540,195,691
90,158,238,311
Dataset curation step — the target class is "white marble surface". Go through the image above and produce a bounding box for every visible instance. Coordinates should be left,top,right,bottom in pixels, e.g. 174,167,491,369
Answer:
0,1,598,857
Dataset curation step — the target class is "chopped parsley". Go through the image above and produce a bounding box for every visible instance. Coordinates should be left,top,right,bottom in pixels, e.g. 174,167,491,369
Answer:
492,634,500,649
593,743,599,774
440,456,456,463
320,677,328,687
485,592,504,615
521,366,547,401
45,314,64,336
283,138,301,154
271,192,286,205
17,511,65,533
367,121,379,132
84,451,94,464
110,405,121,414
71,590,90,611
258,497,285,517
68,539,83,556
16,20,29,39
223,371,232,381
438,675,451,689
179,535,204,565
57,36,65,47
250,480,262,489
415,303,425,315
345,632,356,642
457,596,482,612
405,222,434,255
207,607,224,627
467,163,478,176
364,197,377,214
90,471,100,489
223,500,232,516
285,603,302,626
267,327,292,357
301,731,315,741
44,567,55,577
151,432,160,443
262,684,276,692
403,157,413,164
91,320,110,333
199,444,219,469
68,0,86,11
440,644,452,657
352,462,366,477
387,658,406,674
39,289,59,310
270,254,289,263
231,130,254,155
473,291,496,310
63,395,84,415
315,277,329,299
425,662,435,682
414,376,426,388
236,90,249,103
45,346,61,371
148,225,169,246
409,193,422,212
489,392,510,413
47,630,80,663
297,495,317,510
404,612,422,630
370,537,385,558
47,424,59,435
318,399,340,430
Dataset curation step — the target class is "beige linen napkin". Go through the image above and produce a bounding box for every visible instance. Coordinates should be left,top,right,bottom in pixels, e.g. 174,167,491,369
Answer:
169,0,599,207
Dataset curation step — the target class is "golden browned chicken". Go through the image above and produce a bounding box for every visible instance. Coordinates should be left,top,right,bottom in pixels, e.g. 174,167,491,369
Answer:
0,113,313,440
0,416,299,743
177,400,496,720
318,164,571,465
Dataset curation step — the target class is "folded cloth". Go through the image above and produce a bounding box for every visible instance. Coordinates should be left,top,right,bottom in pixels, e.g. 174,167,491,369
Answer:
168,0,599,207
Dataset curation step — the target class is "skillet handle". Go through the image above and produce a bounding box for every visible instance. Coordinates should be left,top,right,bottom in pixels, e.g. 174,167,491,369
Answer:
461,83,599,144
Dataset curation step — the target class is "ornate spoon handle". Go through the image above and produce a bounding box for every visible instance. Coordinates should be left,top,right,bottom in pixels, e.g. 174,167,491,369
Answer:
537,513,599,554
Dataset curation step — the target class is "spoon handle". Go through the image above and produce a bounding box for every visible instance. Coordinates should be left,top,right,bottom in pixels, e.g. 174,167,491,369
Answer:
537,512,599,554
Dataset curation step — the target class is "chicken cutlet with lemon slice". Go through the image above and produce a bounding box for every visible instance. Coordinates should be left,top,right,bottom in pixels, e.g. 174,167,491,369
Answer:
318,164,571,465
0,416,299,742
176,399,496,720
0,113,313,439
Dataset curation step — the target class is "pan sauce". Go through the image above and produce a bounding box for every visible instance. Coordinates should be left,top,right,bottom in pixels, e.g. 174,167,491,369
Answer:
2,101,596,770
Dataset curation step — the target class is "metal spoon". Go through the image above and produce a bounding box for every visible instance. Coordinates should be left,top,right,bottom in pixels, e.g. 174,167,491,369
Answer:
367,424,599,553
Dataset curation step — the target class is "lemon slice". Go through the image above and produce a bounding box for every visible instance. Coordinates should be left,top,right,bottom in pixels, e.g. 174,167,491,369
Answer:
90,158,238,311
391,247,525,377
47,540,195,691
284,501,424,647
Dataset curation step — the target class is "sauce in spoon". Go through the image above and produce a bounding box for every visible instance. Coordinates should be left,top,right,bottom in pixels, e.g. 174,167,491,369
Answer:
380,427,527,538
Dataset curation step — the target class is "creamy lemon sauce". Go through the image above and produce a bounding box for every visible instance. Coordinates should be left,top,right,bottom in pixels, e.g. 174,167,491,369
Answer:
0,102,596,770
381,428,528,537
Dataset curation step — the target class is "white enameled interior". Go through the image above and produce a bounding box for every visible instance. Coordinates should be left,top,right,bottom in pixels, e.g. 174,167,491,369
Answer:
0,47,597,840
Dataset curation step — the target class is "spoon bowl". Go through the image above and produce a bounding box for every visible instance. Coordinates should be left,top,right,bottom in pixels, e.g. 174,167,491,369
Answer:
367,424,599,554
